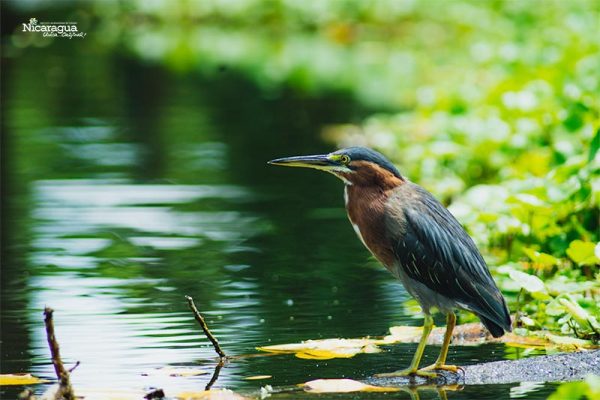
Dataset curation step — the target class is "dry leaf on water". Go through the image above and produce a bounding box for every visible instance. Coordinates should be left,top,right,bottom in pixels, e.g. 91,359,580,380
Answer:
257,322,598,361
0,373,48,385
257,338,381,359
302,379,399,393
244,375,272,380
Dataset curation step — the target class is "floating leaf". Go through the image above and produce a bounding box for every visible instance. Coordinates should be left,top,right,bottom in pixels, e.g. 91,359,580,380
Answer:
59,388,146,400
501,333,549,349
244,375,271,380
382,326,423,343
177,389,247,400
0,373,48,385
257,338,382,360
302,379,399,393
508,270,546,293
566,240,600,265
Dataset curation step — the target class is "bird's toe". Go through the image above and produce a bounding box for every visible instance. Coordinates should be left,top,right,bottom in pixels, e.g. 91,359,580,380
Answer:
375,368,438,379
420,363,460,373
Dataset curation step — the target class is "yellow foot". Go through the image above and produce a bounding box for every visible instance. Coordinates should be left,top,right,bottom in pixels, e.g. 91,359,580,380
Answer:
420,363,460,373
375,368,438,378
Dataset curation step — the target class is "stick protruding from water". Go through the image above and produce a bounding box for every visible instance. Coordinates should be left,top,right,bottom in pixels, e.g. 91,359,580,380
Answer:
44,307,76,400
185,295,227,359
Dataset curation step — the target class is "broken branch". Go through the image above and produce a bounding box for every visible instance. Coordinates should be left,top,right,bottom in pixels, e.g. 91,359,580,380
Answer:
43,307,76,400
185,295,227,359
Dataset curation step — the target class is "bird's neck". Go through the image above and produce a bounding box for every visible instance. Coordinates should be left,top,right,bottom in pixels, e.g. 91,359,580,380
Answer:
344,183,398,267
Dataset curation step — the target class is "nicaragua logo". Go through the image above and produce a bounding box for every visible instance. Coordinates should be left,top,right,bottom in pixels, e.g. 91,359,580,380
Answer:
22,17,87,39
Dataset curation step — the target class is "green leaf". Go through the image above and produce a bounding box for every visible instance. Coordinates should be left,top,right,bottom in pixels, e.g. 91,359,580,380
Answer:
508,270,546,293
548,381,588,400
585,374,600,398
545,333,593,348
589,127,600,162
545,299,566,316
559,297,600,331
522,247,559,267
566,240,600,265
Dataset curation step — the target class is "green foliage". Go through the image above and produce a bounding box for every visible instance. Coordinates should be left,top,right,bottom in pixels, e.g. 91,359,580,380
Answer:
91,0,599,343
548,374,600,400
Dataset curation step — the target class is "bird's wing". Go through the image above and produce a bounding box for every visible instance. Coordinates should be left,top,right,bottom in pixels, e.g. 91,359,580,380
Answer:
387,185,510,330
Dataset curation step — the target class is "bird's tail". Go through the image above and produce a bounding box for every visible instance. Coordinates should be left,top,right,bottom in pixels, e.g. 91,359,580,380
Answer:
477,293,512,338
479,315,508,338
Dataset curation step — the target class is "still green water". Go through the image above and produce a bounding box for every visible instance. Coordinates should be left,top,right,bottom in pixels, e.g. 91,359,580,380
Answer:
1,37,558,400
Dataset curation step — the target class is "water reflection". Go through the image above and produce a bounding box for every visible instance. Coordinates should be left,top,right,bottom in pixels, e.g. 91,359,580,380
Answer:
22,175,265,394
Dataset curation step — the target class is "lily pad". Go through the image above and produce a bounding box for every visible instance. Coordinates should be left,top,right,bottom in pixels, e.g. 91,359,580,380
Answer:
302,379,399,393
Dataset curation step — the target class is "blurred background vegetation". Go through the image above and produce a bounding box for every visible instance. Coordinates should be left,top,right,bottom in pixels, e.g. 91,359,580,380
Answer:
2,0,599,398
88,0,600,344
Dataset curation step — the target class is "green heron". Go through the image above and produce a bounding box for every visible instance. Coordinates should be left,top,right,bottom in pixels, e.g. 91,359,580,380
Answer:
268,147,511,377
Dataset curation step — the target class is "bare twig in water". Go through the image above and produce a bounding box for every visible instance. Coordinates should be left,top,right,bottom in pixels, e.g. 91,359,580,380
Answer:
185,295,227,359
205,359,225,390
44,307,76,400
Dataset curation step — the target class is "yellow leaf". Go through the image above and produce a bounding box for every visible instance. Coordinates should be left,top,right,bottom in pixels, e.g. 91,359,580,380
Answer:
501,333,550,349
546,333,593,349
566,240,600,266
257,338,381,360
0,373,48,385
381,325,423,343
302,379,399,393
62,388,146,400
244,375,271,380
177,389,247,400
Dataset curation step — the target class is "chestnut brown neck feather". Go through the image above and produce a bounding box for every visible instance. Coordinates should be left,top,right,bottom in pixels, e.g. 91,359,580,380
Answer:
340,161,405,189
342,161,404,268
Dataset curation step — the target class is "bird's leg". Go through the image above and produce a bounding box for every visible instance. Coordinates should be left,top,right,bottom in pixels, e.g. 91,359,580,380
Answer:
421,312,459,373
375,314,436,378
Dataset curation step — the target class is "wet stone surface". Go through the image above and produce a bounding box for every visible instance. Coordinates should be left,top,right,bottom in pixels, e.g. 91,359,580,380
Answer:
367,349,600,387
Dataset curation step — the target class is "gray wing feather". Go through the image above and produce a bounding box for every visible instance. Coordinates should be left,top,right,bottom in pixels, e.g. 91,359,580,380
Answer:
388,184,511,332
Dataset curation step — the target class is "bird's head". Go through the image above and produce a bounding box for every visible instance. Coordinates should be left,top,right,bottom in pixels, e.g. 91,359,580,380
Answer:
268,147,404,187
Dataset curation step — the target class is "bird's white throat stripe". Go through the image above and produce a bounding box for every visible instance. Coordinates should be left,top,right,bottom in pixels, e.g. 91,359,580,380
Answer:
351,222,368,248
344,186,349,206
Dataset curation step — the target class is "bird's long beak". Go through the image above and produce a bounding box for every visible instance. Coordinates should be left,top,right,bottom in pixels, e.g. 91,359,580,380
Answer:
268,154,341,170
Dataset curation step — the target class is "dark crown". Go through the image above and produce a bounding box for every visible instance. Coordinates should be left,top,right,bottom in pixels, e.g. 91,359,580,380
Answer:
335,147,402,178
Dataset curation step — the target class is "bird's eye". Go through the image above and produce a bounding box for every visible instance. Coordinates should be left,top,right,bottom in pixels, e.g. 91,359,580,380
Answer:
340,155,351,164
